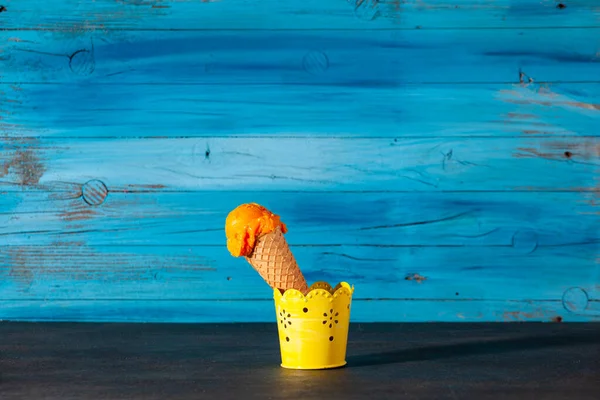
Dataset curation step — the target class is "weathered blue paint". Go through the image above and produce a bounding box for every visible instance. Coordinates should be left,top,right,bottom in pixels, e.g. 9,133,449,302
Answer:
1,243,598,300
1,298,598,323
3,0,600,30
3,30,600,84
3,83,599,138
0,0,599,323
0,137,597,191
1,191,598,247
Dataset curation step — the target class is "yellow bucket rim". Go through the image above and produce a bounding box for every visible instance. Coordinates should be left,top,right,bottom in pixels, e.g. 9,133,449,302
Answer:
273,281,354,300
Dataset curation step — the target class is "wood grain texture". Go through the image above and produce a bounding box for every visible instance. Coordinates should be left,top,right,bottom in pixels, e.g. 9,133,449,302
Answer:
1,243,598,303
1,191,598,246
1,137,597,191
3,0,600,30
2,29,599,84
1,1,599,323
2,82,599,138
1,298,599,322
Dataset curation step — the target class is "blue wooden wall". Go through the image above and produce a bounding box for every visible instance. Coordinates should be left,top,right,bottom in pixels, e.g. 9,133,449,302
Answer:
1,0,599,323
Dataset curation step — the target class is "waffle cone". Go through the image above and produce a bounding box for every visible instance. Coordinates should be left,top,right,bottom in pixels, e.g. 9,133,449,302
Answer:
245,227,309,294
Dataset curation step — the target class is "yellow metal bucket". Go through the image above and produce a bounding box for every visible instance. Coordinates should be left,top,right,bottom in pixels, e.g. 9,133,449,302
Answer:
273,281,354,370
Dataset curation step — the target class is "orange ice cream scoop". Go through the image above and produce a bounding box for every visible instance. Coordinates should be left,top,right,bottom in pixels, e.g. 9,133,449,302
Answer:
225,203,288,257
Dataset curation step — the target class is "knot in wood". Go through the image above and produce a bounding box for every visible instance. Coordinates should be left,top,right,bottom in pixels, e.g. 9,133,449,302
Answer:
511,230,538,254
302,51,329,75
354,0,380,21
82,179,108,206
69,49,95,76
562,287,589,314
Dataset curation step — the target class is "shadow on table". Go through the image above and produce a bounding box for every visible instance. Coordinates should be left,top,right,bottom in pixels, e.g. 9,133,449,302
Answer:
347,330,600,368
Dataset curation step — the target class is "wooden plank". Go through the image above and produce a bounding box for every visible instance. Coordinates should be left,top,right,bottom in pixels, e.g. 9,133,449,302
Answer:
1,298,598,322
2,82,599,138
0,191,598,247
0,242,598,302
2,29,599,84
0,137,597,191
3,0,599,30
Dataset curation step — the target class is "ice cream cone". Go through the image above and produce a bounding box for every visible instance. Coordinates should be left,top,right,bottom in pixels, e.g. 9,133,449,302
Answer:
244,226,309,294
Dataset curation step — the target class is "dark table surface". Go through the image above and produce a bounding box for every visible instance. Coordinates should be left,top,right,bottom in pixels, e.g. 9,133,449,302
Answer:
1,322,599,399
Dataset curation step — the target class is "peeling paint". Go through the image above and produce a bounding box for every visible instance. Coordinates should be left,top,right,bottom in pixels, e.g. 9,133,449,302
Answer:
522,130,546,135
50,240,87,247
502,309,556,322
8,38,30,43
59,200,100,222
113,184,167,193
0,145,46,186
499,86,600,113
7,248,34,290
506,113,537,120
566,102,600,111
4,245,217,292
514,147,557,160
514,140,600,163
405,273,427,283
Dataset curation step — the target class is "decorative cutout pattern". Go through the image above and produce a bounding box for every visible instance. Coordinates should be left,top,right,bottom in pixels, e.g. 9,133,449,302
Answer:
273,281,354,369
323,309,339,329
279,309,292,329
